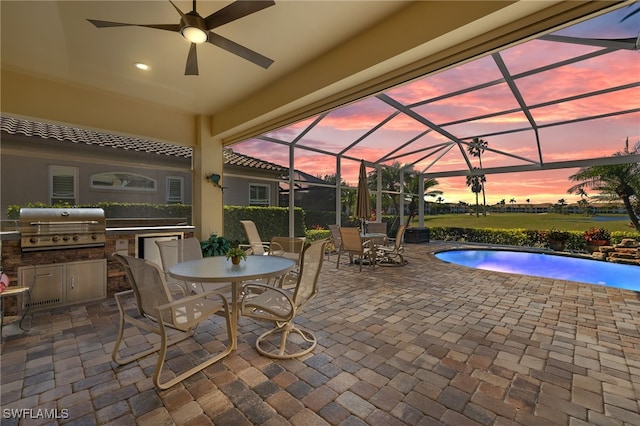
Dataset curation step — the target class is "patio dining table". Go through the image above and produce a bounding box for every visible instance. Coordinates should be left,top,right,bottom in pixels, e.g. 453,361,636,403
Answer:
360,232,388,266
168,255,296,350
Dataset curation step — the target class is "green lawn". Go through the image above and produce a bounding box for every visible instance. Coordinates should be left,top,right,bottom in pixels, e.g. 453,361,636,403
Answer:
413,213,634,233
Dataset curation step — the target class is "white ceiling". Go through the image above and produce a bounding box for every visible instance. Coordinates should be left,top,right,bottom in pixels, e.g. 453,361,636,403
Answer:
1,1,410,115
1,1,625,145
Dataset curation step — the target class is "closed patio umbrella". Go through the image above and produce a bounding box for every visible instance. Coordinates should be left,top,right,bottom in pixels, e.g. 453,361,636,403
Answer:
355,160,371,232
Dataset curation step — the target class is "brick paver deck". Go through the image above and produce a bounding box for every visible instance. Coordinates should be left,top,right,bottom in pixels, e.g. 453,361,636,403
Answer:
2,243,639,425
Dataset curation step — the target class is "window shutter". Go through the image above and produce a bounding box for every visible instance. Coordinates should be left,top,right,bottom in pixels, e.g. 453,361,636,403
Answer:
52,175,75,198
167,177,183,203
50,166,77,204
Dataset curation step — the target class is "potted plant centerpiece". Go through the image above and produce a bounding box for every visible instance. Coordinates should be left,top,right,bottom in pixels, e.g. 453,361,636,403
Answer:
226,247,247,265
548,228,570,251
583,227,611,253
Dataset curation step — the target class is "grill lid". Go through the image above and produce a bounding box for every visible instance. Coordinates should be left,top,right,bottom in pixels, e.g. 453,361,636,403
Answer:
19,208,105,225
19,208,106,251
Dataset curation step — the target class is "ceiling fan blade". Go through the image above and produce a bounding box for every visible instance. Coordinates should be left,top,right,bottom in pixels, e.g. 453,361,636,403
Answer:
204,0,275,30
168,0,186,18
208,32,274,69
87,19,180,33
185,43,199,75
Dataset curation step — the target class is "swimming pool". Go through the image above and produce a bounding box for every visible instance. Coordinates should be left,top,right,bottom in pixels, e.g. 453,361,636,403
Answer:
435,249,640,292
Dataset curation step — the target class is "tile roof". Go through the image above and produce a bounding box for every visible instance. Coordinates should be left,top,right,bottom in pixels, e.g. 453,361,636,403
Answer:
1,116,287,172
222,148,287,172
0,116,192,158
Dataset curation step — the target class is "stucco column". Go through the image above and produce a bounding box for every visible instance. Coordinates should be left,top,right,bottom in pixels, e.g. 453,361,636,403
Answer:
192,116,224,240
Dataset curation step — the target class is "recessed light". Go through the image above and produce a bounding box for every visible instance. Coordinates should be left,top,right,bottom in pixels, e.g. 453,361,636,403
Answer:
134,62,150,71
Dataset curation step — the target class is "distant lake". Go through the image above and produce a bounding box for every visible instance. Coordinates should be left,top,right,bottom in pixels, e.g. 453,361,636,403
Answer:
592,216,628,222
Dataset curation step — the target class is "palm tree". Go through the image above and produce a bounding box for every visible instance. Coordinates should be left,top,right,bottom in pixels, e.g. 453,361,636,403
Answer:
405,173,441,222
467,137,489,215
575,188,589,215
568,140,640,231
368,162,441,219
466,169,485,217
557,198,567,214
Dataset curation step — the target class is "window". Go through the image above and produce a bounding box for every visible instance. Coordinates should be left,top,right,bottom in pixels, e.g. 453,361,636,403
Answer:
50,165,78,204
249,184,270,206
166,176,184,203
90,172,156,192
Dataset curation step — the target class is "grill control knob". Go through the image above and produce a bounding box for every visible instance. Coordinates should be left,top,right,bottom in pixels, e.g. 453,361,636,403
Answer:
52,235,60,242
91,234,99,240
63,235,71,241
29,236,38,243
72,235,79,241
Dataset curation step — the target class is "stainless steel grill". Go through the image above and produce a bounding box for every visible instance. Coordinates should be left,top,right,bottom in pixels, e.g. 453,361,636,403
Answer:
19,208,106,252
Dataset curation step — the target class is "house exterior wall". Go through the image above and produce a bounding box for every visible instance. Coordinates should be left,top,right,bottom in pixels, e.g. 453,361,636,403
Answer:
1,134,289,221
1,135,192,219
223,167,282,207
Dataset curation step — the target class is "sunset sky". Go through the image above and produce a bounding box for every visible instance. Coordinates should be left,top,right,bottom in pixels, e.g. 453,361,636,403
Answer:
234,5,640,206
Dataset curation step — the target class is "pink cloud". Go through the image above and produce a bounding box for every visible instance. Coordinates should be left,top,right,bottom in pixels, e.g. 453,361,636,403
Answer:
232,9,639,207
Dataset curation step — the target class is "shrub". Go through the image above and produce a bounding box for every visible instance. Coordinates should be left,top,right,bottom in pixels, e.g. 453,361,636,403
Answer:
583,227,611,244
201,234,231,257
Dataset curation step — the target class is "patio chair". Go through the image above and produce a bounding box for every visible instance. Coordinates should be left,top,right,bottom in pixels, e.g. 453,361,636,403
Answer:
156,238,206,294
240,239,329,359
337,227,374,272
240,220,271,255
268,236,305,288
376,224,408,266
365,222,389,245
269,236,305,262
112,254,233,390
327,224,341,260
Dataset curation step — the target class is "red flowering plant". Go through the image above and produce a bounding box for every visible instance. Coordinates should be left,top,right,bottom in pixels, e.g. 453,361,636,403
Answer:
583,227,611,245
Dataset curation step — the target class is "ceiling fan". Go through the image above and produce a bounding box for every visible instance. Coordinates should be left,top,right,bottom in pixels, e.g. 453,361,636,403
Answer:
88,0,275,75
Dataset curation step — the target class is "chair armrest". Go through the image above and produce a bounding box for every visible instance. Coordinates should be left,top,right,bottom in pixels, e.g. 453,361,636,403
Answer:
240,243,270,255
268,241,285,256
157,290,228,311
114,289,134,303
241,282,295,321
155,291,229,330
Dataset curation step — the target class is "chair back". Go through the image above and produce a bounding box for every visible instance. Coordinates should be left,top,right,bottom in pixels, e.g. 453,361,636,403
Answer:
394,224,407,249
328,225,341,249
339,227,363,252
156,238,203,270
292,239,328,307
241,220,266,255
366,222,387,235
113,254,173,321
270,237,304,255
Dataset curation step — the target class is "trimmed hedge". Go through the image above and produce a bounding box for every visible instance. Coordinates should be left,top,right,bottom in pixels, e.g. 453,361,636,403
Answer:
223,206,307,244
429,226,640,252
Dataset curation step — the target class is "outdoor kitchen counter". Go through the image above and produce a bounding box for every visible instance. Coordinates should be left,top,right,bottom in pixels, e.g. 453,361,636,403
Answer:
106,225,195,234
0,226,196,297
0,231,19,241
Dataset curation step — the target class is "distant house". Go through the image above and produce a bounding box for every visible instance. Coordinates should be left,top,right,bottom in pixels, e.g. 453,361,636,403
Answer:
0,116,295,220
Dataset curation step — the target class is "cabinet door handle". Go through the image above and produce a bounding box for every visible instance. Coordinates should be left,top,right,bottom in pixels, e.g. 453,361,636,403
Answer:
71,276,75,290
35,273,53,278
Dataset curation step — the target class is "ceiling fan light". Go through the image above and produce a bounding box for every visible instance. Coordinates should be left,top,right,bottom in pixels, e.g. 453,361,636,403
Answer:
181,26,207,44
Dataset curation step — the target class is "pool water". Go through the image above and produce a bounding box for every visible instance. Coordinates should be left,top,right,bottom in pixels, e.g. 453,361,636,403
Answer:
436,249,640,292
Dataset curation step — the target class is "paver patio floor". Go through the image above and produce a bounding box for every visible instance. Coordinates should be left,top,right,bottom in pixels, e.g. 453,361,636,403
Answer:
2,242,640,425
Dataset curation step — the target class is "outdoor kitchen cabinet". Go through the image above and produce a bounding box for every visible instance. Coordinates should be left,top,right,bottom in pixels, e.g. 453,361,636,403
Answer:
66,260,107,303
18,259,106,309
